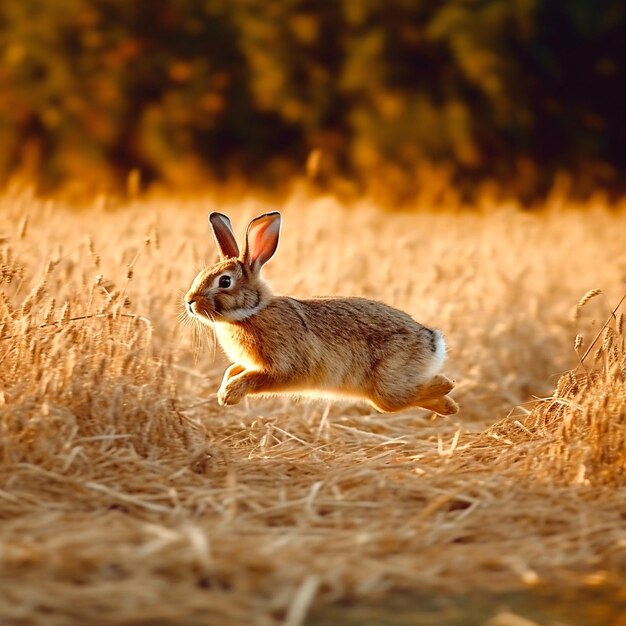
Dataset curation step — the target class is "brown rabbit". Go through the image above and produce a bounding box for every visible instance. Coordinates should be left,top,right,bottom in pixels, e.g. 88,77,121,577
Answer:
185,212,458,415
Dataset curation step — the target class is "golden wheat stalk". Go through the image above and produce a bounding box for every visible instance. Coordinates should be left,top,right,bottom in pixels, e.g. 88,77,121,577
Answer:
573,288,602,321
0,312,152,341
576,291,626,369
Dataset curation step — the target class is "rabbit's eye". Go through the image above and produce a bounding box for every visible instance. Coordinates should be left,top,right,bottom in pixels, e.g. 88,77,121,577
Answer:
218,275,232,289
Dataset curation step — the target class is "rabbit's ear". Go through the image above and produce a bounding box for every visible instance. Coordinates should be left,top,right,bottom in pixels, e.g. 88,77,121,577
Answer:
243,212,281,272
208,212,240,259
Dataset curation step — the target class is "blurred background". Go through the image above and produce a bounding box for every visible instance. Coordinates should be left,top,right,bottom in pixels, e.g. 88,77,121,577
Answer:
1,0,625,199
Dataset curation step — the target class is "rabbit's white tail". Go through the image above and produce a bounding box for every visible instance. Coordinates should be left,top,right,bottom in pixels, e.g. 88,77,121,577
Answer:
421,329,447,380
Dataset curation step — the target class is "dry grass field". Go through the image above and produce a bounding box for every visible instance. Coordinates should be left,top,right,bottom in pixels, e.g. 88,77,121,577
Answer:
1,187,625,625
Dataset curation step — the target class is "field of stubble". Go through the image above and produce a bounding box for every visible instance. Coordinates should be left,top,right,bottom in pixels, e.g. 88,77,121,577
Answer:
1,188,625,626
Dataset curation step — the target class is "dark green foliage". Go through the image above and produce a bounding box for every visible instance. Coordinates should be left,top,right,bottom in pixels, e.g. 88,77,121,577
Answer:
0,0,623,194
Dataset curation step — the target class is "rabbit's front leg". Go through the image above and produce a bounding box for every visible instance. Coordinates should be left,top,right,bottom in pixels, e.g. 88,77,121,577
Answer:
221,363,245,384
217,364,245,404
217,370,278,406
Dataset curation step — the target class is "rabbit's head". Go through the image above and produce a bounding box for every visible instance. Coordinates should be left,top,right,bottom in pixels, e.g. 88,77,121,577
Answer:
185,212,281,323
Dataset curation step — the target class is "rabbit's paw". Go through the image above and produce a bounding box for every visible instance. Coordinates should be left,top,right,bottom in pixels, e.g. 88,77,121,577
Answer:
222,363,245,383
419,395,459,416
217,378,247,406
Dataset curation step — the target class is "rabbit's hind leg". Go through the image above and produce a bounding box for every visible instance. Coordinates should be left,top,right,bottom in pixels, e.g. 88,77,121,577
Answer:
417,374,455,398
369,392,458,415
414,395,459,416
411,376,458,415
368,375,456,414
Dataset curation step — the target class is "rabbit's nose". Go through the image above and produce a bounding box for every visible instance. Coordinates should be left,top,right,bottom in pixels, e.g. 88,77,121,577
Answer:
186,297,196,314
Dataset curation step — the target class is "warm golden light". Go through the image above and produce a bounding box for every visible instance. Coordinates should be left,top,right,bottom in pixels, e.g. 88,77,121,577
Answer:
0,189,625,624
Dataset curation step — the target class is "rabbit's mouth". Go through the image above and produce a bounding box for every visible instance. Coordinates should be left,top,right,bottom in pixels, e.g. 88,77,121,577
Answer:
186,295,217,324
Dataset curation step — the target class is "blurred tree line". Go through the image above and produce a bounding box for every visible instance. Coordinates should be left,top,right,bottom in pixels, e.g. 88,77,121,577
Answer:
0,0,624,198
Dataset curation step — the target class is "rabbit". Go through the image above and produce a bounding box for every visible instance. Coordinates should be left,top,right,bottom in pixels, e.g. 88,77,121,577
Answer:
184,212,458,415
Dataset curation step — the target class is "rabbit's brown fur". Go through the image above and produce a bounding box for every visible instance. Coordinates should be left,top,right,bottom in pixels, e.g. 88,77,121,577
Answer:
185,212,458,415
